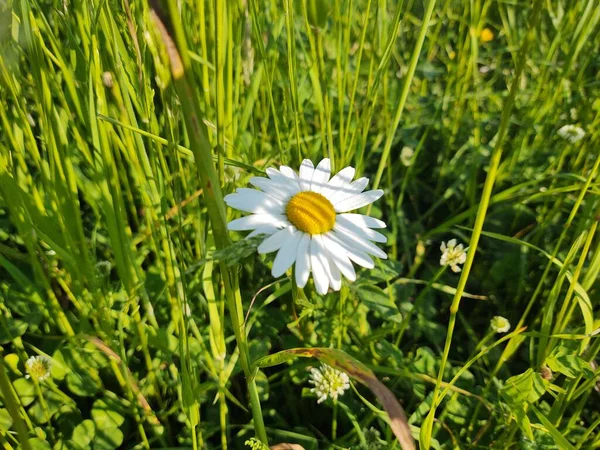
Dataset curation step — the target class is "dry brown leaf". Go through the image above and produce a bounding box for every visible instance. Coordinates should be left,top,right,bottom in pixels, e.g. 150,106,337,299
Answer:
270,444,306,450
255,347,416,450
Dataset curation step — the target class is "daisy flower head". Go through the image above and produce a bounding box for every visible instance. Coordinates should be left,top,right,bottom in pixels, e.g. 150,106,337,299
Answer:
224,158,387,295
25,355,52,382
308,364,350,404
490,316,511,333
440,239,467,273
557,125,585,144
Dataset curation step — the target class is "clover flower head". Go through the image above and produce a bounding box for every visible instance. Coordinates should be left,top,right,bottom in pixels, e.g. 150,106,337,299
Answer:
440,239,467,273
25,355,52,382
400,146,414,167
225,158,388,295
557,125,585,144
490,316,511,333
308,364,350,404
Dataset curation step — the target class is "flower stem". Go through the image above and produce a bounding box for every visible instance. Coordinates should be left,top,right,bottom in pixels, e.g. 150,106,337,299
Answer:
0,355,32,450
369,0,437,193
151,4,268,445
419,1,545,448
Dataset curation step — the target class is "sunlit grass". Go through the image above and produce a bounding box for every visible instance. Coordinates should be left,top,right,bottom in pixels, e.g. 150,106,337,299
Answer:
0,0,599,449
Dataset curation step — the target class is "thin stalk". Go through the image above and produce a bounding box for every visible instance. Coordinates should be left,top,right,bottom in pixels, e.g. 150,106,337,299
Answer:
0,358,32,450
395,266,446,347
419,1,544,448
151,4,268,444
283,0,303,165
369,0,437,194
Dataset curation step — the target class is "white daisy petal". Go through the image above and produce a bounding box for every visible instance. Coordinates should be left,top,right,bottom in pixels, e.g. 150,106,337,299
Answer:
336,216,387,243
266,168,301,194
257,226,295,254
311,158,331,193
328,177,369,204
247,225,281,239
310,237,329,294
295,234,311,287
334,189,385,212
329,231,375,269
313,235,336,290
322,233,356,282
272,231,302,277
249,177,293,201
227,214,289,231
224,189,285,214
333,224,387,259
338,213,386,229
326,252,342,291
299,159,315,190
279,165,299,181
321,166,355,200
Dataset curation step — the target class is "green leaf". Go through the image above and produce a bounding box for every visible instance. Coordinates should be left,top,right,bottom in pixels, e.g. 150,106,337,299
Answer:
355,285,403,323
500,369,550,441
72,419,95,450
66,369,100,397
501,369,548,405
531,405,576,450
4,353,22,375
91,398,125,428
0,319,28,344
509,402,533,441
13,378,35,407
546,352,593,379
93,426,124,450
28,391,64,424
26,438,52,450
0,408,13,431
419,410,435,450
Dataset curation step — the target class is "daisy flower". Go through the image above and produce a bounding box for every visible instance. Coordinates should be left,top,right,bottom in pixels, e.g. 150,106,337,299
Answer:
557,125,585,144
25,355,52,382
440,239,467,273
224,158,387,294
308,364,350,404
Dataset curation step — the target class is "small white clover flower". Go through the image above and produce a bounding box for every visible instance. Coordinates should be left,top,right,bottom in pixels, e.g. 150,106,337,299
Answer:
490,316,511,333
440,239,467,273
557,125,585,144
25,355,52,382
225,158,388,295
400,146,414,167
308,364,350,404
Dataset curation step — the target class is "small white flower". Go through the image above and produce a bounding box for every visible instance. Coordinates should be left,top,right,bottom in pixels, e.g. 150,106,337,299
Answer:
440,239,467,273
225,158,388,295
490,316,511,333
25,355,52,382
557,125,585,144
102,71,113,88
308,364,350,404
400,146,414,167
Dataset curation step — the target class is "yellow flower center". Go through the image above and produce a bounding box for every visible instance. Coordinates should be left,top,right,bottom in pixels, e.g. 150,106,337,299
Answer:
286,191,336,235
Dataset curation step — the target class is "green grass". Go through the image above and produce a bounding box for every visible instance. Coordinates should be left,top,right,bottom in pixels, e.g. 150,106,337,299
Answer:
0,0,599,449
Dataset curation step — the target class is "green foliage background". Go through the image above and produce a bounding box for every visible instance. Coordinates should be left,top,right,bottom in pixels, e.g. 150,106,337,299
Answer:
0,0,599,448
